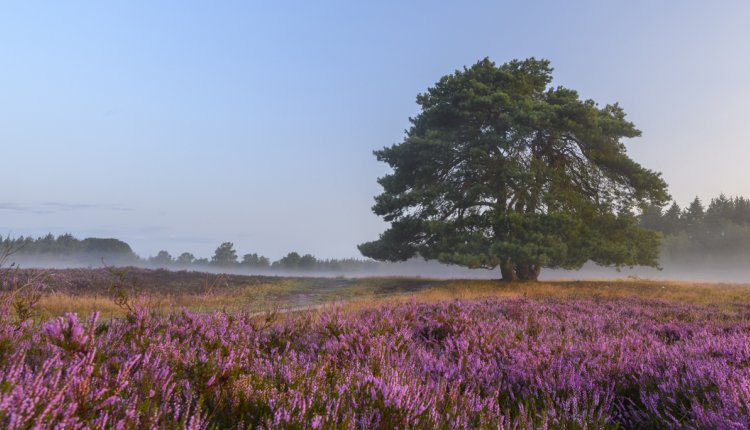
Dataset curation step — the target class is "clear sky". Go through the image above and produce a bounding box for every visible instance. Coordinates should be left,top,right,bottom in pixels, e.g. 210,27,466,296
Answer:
1,1,749,260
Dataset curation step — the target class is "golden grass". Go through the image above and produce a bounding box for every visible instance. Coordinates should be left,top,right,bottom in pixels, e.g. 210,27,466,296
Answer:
24,277,750,320
333,278,750,314
33,282,289,320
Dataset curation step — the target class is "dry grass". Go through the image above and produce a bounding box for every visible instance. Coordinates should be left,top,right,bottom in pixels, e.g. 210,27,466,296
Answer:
21,274,750,320
333,278,750,314
33,281,289,320
37,294,122,320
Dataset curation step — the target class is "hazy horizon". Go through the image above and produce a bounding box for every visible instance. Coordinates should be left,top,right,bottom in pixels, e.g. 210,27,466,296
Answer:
3,1,749,260
10,252,750,284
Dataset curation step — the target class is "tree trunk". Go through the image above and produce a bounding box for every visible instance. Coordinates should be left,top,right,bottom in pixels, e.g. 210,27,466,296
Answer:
528,264,541,281
515,264,531,281
501,262,541,282
515,264,541,281
500,259,518,282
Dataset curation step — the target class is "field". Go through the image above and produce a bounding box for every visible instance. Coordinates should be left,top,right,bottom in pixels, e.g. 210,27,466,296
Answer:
2,268,750,428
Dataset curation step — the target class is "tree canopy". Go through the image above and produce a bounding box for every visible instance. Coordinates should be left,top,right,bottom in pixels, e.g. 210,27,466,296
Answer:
149,250,174,266
359,58,669,281
211,242,238,266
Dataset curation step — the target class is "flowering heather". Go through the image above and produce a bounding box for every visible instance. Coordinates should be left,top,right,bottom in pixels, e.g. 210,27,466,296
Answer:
1,296,750,429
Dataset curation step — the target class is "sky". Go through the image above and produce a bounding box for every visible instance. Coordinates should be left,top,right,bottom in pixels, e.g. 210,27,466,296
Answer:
1,1,749,260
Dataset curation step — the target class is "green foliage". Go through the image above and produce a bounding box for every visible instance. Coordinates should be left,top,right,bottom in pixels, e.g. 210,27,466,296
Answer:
360,58,669,281
275,251,302,270
272,252,318,270
211,242,238,266
241,253,270,268
176,252,196,265
80,238,134,255
149,250,173,266
0,234,137,262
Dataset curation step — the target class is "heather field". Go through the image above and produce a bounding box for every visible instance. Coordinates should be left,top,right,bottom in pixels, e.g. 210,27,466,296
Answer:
2,269,750,428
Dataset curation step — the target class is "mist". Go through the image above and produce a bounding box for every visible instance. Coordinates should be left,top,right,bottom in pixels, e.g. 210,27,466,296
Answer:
8,252,750,284
543,258,750,284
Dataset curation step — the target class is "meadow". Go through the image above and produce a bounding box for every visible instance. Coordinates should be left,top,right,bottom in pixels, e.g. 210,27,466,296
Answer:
2,268,750,428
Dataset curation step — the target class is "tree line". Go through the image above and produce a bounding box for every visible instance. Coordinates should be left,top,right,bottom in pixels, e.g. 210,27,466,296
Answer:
0,234,138,261
149,242,381,271
641,194,750,260
0,235,381,272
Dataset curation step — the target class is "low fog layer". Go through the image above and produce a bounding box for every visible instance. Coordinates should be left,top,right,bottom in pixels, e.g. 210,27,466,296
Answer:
7,254,501,279
7,253,750,284
544,259,750,283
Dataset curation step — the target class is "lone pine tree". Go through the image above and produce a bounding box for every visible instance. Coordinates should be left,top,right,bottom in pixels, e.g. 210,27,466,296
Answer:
359,58,669,281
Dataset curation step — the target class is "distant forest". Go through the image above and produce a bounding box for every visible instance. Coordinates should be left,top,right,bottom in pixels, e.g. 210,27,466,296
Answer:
3,193,750,272
0,233,381,272
641,194,750,263
0,234,139,264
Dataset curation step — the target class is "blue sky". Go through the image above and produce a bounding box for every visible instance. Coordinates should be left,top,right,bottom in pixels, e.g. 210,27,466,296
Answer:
1,1,749,259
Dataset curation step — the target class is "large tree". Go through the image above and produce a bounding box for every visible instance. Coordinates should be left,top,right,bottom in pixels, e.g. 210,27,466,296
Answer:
359,58,669,281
